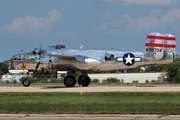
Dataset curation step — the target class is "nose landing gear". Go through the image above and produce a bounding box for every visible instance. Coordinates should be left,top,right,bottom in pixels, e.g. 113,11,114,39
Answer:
22,78,31,87
22,71,31,87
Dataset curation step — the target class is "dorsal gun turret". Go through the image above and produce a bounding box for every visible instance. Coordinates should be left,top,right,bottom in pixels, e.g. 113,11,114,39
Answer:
49,44,66,49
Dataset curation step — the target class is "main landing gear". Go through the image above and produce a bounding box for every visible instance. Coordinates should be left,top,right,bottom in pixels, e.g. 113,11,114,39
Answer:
64,75,90,87
22,70,90,87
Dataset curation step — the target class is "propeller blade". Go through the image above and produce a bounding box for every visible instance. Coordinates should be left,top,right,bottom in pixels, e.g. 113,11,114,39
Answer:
41,68,44,73
35,61,40,70
51,61,54,70
39,42,41,59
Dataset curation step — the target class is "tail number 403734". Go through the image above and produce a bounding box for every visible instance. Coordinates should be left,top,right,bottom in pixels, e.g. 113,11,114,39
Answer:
146,48,162,52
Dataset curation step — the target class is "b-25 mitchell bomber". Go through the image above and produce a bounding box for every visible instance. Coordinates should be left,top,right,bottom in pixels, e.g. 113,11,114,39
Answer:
10,32,176,87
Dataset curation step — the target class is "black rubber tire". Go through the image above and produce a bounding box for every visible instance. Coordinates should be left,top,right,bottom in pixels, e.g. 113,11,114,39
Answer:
78,75,90,87
23,79,31,87
64,75,76,87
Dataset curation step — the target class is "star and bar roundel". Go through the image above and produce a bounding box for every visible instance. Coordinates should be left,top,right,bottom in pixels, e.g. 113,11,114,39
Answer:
116,53,142,66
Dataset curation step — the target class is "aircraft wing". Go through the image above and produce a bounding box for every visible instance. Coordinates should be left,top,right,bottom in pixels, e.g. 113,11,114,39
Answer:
45,52,101,64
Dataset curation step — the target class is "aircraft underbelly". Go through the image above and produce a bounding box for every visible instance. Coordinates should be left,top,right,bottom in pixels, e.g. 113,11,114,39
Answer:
54,62,100,71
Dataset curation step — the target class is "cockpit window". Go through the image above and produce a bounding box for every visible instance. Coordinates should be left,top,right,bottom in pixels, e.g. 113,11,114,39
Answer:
27,49,47,55
32,50,37,55
105,54,114,61
11,53,27,60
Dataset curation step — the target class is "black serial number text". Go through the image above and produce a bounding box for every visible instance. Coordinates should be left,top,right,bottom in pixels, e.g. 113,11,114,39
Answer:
146,48,162,52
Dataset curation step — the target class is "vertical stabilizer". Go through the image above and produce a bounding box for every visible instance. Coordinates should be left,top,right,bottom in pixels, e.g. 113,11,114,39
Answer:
144,32,176,61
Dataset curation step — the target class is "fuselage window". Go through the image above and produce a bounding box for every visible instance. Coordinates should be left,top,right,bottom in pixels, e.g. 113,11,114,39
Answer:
105,54,114,61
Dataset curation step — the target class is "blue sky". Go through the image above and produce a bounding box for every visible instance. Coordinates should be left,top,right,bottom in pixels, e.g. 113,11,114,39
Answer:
0,0,180,62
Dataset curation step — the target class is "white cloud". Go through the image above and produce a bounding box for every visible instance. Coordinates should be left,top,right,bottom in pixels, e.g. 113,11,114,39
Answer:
103,0,178,6
161,8,180,23
131,8,180,30
150,10,163,17
102,11,113,20
95,8,180,34
2,9,63,35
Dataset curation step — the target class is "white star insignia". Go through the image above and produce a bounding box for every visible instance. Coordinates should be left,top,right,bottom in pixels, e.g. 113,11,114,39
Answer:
125,54,134,64
116,53,142,66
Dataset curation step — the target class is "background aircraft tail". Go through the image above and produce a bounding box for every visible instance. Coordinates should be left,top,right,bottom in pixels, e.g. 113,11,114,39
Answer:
144,32,176,61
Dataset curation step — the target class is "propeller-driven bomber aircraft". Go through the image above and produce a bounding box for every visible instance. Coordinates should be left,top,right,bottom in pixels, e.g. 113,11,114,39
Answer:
10,32,176,87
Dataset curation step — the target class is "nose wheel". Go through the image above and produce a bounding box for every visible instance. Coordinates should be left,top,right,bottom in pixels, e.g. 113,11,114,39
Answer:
78,75,90,87
22,79,31,87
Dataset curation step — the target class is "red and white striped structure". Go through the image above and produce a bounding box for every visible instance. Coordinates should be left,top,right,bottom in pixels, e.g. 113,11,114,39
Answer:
162,33,176,55
144,32,176,60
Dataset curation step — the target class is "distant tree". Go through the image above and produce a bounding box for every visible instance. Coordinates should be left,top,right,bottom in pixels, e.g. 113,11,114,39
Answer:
33,71,46,79
91,78,100,83
0,69,4,78
153,64,166,72
0,62,9,74
45,71,56,78
166,58,180,82
127,68,142,73
73,71,81,78
157,71,166,82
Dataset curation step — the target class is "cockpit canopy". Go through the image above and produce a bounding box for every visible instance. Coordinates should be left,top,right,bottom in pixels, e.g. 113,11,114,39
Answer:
30,48,47,55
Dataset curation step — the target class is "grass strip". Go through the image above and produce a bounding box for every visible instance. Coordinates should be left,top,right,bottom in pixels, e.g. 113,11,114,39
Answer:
0,92,180,114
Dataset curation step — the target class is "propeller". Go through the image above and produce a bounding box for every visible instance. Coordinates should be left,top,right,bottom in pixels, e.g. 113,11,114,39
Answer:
51,60,54,70
35,43,42,71
35,61,40,70
39,42,42,58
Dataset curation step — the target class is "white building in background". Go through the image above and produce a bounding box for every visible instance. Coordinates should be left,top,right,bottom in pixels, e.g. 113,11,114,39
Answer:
8,70,67,79
88,72,163,83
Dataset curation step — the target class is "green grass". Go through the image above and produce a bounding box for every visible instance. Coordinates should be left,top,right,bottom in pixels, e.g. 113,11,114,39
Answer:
0,92,180,114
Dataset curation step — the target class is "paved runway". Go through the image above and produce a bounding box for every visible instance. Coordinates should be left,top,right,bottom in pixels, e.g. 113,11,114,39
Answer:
1,86,180,92
0,114,180,120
